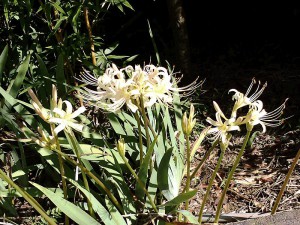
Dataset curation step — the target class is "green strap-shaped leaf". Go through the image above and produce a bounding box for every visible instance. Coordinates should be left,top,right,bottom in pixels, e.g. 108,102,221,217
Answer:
67,178,126,225
157,148,173,191
0,86,37,127
0,44,8,82
0,198,18,216
159,190,197,207
31,182,101,225
177,210,199,224
35,53,52,95
56,54,67,97
108,113,126,136
136,135,158,202
50,1,66,14
8,55,30,98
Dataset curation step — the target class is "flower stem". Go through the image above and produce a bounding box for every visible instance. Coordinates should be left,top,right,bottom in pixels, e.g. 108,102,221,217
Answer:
0,170,57,225
66,130,95,218
139,97,150,150
83,7,96,66
119,152,158,213
134,112,144,165
183,140,218,193
198,143,224,224
185,134,191,199
184,133,191,222
271,147,300,214
214,129,252,223
50,124,69,225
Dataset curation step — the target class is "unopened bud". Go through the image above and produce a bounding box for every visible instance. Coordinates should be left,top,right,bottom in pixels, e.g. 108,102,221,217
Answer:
182,104,196,136
117,138,126,156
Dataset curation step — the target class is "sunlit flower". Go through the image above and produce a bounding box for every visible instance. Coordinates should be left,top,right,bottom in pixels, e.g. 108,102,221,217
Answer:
244,99,288,132
49,100,86,134
206,101,241,143
229,78,267,118
79,63,202,112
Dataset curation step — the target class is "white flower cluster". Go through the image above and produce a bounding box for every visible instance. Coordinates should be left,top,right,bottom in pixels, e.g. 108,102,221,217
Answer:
29,85,86,135
206,78,288,144
79,64,201,113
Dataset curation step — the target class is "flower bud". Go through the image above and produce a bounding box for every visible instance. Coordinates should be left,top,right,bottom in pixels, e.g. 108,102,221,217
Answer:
182,104,196,136
117,138,126,156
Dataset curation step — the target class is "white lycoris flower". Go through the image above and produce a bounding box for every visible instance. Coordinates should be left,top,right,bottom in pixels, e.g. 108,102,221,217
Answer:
79,63,202,113
244,99,288,132
229,78,267,118
206,101,241,143
49,100,86,134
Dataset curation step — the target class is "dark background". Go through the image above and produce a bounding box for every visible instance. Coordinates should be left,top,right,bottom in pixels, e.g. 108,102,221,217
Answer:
105,1,300,130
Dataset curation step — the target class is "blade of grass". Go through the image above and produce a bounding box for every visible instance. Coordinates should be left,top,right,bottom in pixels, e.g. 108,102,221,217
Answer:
8,55,30,98
31,182,100,225
0,44,8,81
67,178,127,225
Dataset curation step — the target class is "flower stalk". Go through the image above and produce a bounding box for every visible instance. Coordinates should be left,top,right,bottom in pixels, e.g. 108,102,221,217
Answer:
271,147,300,214
184,140,218,192
139,96,151,150
214,129,252,223
134,111,144,164
198,141,225,224
184,133,191,213
65,130,95,218
50,124,69,225
117,139,158,212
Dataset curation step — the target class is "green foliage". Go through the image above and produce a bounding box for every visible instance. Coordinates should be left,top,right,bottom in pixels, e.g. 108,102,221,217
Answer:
0,1,293,225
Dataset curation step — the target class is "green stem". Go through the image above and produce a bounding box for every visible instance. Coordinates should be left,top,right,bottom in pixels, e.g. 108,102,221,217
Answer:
185,134,191,200
183,140,218,193
134,112,144,165
67,130,95,218
50,124,69,225
0,170,57,225
136,104,157,137
271,147,300,214
198,143,224,224
51,148,124,213
139,97,150,150
184,133,191,222
119,153,158,213
214,130,252,223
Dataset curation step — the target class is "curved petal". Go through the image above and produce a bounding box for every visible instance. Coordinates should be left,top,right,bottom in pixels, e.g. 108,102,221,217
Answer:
63,100,73,115
213,101,227,120
227,125,240,132
206,117,219,127
68,122,84,132
70,106,86,119
54,123,66,134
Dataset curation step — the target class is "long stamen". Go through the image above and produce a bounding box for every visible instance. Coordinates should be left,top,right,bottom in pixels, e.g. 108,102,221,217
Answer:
249,82,267,101
263,100,287,117
245,78,256,96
